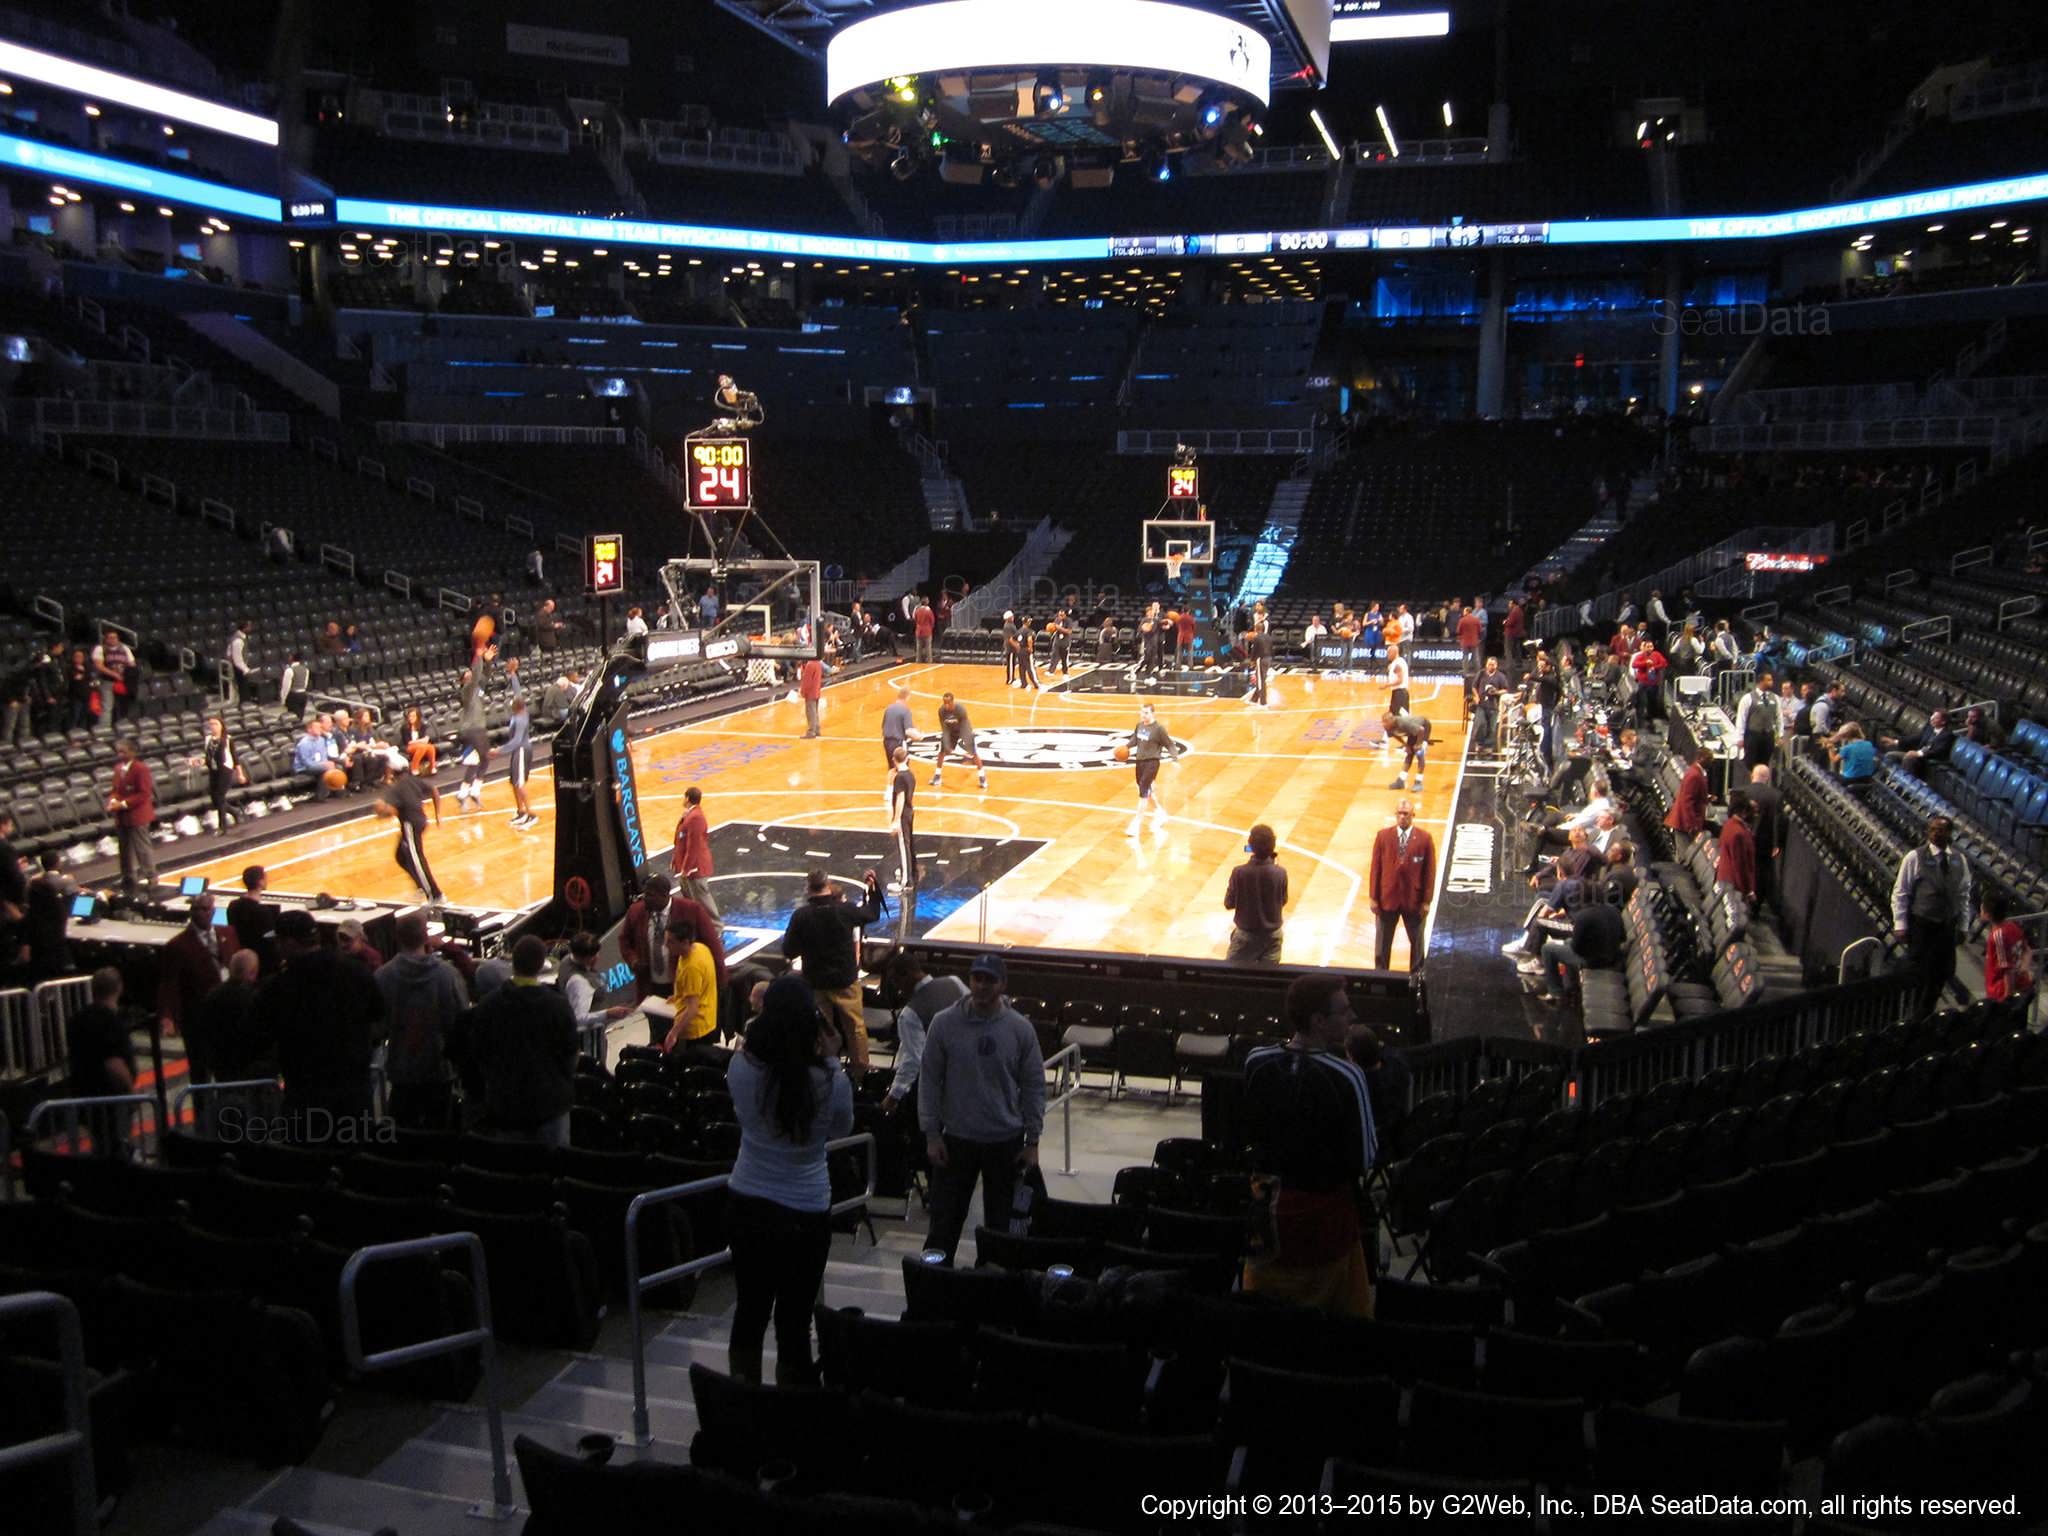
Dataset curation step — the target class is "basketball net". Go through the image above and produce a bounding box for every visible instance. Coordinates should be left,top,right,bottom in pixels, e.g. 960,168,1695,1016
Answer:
1165,554,1185,583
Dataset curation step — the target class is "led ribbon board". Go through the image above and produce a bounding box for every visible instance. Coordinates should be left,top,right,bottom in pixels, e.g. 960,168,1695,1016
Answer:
0,38,279,145
332,168,2048,267
1,131,281,220
825,0,1272,106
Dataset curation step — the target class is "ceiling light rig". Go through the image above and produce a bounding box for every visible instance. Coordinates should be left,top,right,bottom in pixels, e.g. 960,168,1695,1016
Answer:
830,0,1270,189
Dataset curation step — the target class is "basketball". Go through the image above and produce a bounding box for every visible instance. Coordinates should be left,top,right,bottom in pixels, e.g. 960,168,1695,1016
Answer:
321,768,349,792
1114,744,1131,763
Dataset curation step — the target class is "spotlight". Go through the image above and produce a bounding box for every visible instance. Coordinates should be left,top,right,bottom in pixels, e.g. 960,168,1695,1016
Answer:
1146,148,1173,183
887,74,918,104
1199,95,1226,129
1037,74,1066,114
1087,75,1109,105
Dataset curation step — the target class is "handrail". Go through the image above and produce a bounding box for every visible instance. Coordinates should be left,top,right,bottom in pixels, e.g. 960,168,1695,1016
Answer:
0,1292,97,1535
622,1132,875,1445
1951,544,1993,575
169,1076,282,1131
338,1233,515,1520
24,1094,162,1159
1838,934,1891,985
1042,1043,1082,1177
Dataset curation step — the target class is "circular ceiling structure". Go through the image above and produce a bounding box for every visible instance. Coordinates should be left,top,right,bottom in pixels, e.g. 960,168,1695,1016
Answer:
830,0,1273,186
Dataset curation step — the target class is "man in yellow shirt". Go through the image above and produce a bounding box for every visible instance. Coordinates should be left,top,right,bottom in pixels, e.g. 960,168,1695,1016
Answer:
665,935,719,1052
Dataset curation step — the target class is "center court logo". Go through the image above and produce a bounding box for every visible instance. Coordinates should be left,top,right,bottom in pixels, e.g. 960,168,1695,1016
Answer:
906,726,1190,771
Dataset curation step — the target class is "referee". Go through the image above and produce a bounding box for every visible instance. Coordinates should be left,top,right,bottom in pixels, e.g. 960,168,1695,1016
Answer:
1125,702,1173,838
888,744,918,893
377,761,444,903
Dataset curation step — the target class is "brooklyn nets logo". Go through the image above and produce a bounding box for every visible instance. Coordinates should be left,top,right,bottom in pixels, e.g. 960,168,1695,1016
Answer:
905,726,1191,772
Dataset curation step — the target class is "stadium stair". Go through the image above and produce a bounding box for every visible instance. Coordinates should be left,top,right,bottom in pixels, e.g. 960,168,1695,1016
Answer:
186,1227,924,1535
920,469,969,532
1233,474,1312,608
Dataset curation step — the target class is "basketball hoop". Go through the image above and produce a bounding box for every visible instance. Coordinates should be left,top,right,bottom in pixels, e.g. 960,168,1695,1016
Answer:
1165,553,1185,584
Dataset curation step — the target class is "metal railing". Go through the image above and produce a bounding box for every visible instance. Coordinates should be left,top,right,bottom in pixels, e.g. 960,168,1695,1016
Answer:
28,978,92,1078
1115,429,1314,456
169,1077,284,1134
1042,1043,1083,1176
338,1234,515,1520
622,1133,875,1446
32,399,290,442
24,1095,164,1160
0,1292,97,1536
0,988,33,1079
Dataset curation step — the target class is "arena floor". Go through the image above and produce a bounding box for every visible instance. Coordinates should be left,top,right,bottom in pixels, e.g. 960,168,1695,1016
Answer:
170,662,1470,970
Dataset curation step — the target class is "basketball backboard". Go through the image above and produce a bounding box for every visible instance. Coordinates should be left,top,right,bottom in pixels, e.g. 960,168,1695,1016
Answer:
1142,518,1216,567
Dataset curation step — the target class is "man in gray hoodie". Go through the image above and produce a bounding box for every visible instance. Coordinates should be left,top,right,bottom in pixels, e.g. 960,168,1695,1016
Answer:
374,912,469,1130
919,953,1045,1262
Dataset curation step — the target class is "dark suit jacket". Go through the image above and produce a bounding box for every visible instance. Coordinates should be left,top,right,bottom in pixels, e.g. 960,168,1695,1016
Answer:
1369,826,1437,915
1746,784,1785,859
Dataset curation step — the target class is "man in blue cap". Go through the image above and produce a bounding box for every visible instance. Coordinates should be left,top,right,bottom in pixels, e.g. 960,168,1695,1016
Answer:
918,952,1045,1263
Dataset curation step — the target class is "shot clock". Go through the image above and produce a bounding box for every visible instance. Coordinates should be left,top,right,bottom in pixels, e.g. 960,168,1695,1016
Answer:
587,533,624,597
687,437,752,511
1167,463,1200,502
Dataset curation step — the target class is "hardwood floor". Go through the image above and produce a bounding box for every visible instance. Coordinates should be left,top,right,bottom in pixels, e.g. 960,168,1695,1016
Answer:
174,662,1470,969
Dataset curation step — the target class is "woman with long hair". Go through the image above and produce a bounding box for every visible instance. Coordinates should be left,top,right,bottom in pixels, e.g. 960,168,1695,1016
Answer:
400,705,437,775
197,714,246,829
723,973,853,1385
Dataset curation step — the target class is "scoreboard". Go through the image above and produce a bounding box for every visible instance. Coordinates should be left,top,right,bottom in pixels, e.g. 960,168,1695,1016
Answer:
687,437,752,511
1167,464,1200,503
587,532,624,596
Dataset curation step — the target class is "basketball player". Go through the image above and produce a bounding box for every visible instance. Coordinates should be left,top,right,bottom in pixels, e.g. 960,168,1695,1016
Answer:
888,744,918,893
1384,709,1432,793
504,696,537,828
1125,702,1173,837
1139,602,1164,676
454,652,491,810
376,761,444,903
1248,618,1274,707
1015,615,1041,691
1386,642,1412,716
931,692,987,791
1048,610,1073,675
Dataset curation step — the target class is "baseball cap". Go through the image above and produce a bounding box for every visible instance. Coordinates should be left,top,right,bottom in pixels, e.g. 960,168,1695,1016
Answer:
969,954,1007,983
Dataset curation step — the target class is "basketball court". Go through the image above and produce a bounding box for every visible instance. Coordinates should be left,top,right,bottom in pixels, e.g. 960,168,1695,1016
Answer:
167,662,1470,971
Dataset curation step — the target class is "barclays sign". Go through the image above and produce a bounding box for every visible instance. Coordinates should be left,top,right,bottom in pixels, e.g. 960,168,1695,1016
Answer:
611,727,646,870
